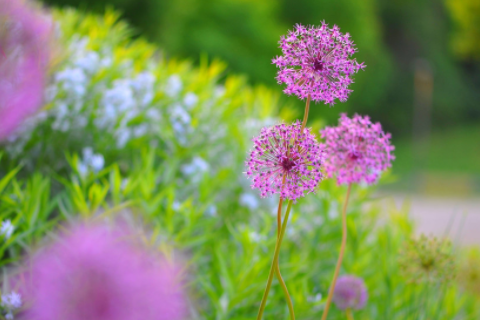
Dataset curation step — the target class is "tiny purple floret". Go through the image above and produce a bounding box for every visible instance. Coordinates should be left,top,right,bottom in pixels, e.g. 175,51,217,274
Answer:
320,113,395,185
20,224,186,320
273,22,365,106
333,275,368,311
245,121,323,200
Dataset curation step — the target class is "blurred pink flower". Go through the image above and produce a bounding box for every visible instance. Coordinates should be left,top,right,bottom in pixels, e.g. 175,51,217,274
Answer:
273,22,365,106
0,0,52,140
333,275,368,311
245,121,323,200
21,225,186,320
320,113,394,185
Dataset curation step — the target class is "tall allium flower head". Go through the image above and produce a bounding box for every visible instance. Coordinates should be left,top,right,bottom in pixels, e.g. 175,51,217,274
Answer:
332,275,368,311
273,22,365,106
0,0,52,140
320,113,394,185
245,121,323,200
21,225,186,320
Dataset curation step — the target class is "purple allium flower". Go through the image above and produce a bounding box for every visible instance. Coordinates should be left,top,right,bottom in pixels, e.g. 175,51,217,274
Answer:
21,225,186,320
0,0,52,140
320,113,395,185
332,275,368,311
245,121,323,200
273,22,365,106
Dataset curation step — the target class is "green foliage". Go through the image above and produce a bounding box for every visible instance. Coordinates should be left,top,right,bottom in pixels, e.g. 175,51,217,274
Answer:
0,8,479,320
446,0,480,60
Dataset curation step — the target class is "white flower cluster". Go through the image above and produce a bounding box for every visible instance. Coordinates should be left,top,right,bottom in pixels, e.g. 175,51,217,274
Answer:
1,292,21,320
77,147,105,176
0,220,14,240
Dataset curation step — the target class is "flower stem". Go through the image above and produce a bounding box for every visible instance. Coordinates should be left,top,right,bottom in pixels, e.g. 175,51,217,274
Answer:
346,309,354,320
320,183,352,320
256,200,294,320
275,198,295,320
300,94,311,132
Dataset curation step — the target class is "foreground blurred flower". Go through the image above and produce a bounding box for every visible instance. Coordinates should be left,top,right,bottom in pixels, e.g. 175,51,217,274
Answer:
333,275,368,311
399,234,455,284
320,113,395,185
273,22,365,106
0,0,52,140
245,121,323,200
21,225,186,320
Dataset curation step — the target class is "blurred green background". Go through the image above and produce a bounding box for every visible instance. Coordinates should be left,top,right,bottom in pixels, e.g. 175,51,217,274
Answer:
41,0,480,193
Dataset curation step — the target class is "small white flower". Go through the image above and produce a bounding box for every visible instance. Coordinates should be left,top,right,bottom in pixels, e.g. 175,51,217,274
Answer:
90,154,105,172
102,80,135,113
0,220,14,239
171,104,190,124
183,92,198,109
165,75,182,97
1,292,22,310
172,201,181,211
133,124,148,137
116,129,131,148
146,108,161,121
77,161,88,177
249,231,264,243
181,157,209,178
55,67,87,97
205,205,217,217
307,293,322,303
74,51,100,74
239,193,259,210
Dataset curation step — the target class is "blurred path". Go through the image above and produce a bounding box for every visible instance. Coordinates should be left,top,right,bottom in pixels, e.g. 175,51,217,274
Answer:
382,194,480,245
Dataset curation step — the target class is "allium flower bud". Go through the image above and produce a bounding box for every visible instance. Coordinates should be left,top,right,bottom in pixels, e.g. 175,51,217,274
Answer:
398,234,455,284
245,121,323,200
20,225,186,320
332,275,368,311
273,22,365,106
320,113,395,185
0,0,52,140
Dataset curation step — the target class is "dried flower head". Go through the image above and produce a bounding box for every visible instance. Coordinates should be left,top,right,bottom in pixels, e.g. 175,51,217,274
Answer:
333,275,368,311
245,121,323,200
320,113,395,185
273,22,365,106
398,234,456,284
21,225,186,320
458,248,480,297
0,0,52,140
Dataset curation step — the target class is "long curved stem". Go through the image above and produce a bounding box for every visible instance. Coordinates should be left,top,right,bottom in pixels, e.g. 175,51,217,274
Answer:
256,200,294,320
300,94,311,132
320,184,352,320
275,198,295,320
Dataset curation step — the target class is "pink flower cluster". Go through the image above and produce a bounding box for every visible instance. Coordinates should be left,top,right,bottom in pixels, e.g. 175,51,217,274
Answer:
20,225,186,320
320,113,395,185
245,121,323,200
333,275,368,311
272,22,365,106
0,0,52,140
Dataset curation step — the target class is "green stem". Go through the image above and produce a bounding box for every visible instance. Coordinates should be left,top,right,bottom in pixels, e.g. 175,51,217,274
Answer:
321,184,352,320
256,200,294,320
275,198,295,320
346,309,354,320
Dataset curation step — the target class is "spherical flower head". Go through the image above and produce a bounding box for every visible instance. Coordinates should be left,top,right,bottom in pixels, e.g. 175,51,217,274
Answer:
272,22,365,106
398,234,455,284
333,275,368,311
0,0,52,140
21,224,186,320
320,113,395,185
245,121,323,201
